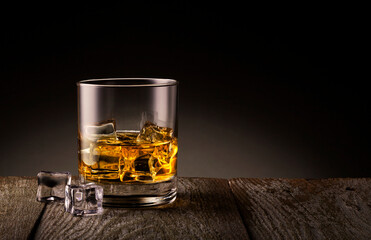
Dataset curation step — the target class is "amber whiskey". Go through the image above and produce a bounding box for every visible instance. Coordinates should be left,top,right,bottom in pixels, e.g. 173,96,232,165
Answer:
78,122,177,184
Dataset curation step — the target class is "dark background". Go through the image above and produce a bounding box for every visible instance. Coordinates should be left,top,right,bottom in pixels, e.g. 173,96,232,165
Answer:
1,3,369,178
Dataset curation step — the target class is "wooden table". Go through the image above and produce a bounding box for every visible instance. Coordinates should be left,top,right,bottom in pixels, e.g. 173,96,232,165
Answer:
0,177,370,240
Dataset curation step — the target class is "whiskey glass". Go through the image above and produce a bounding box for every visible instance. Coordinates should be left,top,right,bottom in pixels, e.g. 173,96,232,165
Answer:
77,78,178,207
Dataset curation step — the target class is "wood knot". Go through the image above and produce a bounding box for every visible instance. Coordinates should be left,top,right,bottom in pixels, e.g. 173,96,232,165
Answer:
345,187,355,191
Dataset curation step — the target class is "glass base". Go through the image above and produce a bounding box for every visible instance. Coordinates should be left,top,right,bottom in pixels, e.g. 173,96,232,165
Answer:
80,175,177,208
103,189,177,208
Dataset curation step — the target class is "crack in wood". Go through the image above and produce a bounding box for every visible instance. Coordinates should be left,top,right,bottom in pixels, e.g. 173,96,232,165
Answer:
228,179,252,240
27,203,48,240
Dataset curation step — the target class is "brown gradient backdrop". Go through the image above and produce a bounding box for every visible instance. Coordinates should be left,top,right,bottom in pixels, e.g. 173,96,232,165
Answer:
1,3,369,178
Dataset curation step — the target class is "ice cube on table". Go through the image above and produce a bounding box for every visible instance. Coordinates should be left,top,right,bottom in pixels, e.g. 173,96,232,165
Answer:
84,122,116,141
37,171,71,202
137,121,173,143
65,183,103,216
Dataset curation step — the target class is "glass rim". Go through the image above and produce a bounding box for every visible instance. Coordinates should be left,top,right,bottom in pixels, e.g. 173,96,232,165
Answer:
77,78,178,87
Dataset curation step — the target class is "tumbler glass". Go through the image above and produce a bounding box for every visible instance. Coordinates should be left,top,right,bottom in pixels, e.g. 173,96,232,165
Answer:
77,78,178,207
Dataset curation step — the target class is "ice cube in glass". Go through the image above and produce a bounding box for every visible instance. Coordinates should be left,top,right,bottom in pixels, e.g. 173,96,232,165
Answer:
137,121,173,143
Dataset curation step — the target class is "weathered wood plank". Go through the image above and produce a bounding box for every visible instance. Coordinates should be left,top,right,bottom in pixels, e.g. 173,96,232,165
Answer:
0,176,45,240
229,178,371,240
35,178,249,240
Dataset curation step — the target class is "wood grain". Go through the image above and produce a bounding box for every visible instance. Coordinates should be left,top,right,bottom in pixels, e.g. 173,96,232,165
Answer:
2,176,369,240
229,178,371,240
35,178,249,240
0,176,45,240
